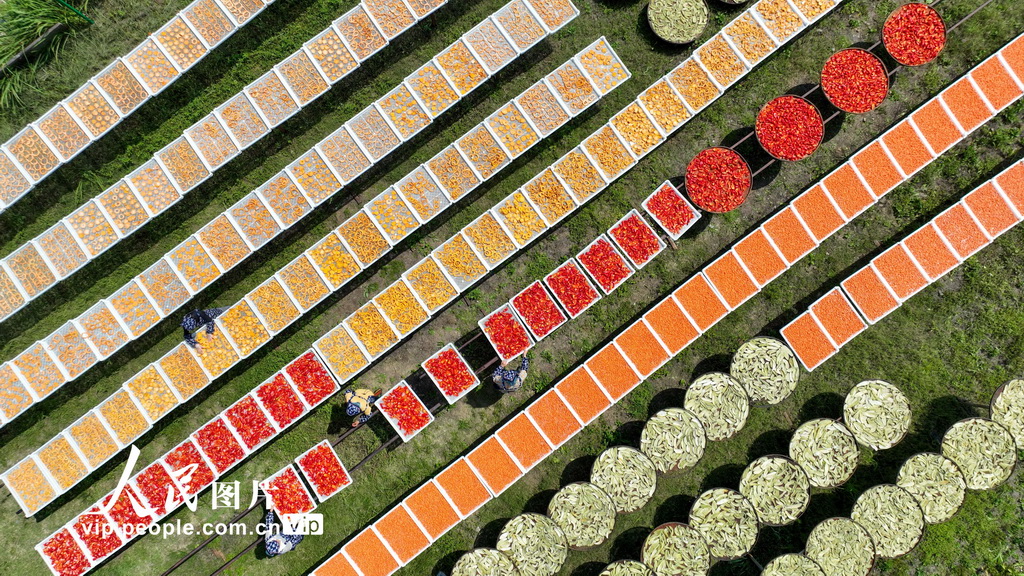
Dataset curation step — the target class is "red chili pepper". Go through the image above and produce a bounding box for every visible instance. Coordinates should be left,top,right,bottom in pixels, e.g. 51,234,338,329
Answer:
546,261,600,317
646,184,696,235
264,467,314,515
73,512,122,560
883,3,946,66
685,147,752,212
103,487,152,533
610,213,661,266
285,352,338,406
225,396,276,449
755,96,824,162
378,384,431,435
424,349,477,397
194,419,245,473
163,441,215,496
821,49,889,114
41,529,91,575
255,374,306,428
482,309,532,358
578,238,632,292
133,462,183,515
511,282,566,338
297,444,351,498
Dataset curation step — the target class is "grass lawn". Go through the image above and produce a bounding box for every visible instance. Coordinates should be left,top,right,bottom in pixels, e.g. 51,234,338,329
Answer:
1,0,1022,574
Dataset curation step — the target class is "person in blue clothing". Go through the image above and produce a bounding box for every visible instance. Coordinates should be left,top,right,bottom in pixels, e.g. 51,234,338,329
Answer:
263,509,303,557
181,308,228,353
343,387,383,427
492,354,529,393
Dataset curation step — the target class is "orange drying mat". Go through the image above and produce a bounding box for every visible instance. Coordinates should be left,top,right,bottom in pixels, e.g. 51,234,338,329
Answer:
435,458,491,517
792,185,846,242
343,528,399,576
882,121,933,177
941,78,992,133
496,413,553,470
1000,35,1024,84
584,343,641,401
313,552,360,576
841,265,900,324
554,367,610,424
466,437,523,495
872,244,928,300
970,57,1022,111
643,297,699,354
761,207,817,265
809,288,866,347
781,312,838,371
996,162,1024,214
935,203,991,258
851,142,903,198
376,505,430,564
614,321,668,377
903,225,959,281
704,251,757,309
965,182,1019,237
910,99,962,155
403,480,460,540
732,230,787,287
672,273,728,332
823,163,875,218
525,390,582,447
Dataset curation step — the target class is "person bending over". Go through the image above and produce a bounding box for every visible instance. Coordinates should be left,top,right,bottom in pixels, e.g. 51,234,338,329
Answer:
492,355,529,393
263,509,303,557
181,308,228,353
344,387,383,427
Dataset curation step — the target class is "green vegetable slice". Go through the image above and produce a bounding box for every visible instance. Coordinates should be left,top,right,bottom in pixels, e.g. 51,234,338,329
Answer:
851,484,924,558
941,417,1017,490
590,446,658,513
991,378,1024,451
547,482,616,548
739,455,810,526
730,336,800,405
843,380,911,450
640,523,710,576
762,554,826,576
640,408,706,473
496,513,568,576
896,452,966,524
789,419,859,488
688,488,759,559
683,372,750,441
805,517,875,576
452,548,521,576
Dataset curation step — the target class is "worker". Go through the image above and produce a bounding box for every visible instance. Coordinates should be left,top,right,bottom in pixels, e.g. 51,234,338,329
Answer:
262,508,304,557
182,308,227,353
344,388,383,427
492,355,529,393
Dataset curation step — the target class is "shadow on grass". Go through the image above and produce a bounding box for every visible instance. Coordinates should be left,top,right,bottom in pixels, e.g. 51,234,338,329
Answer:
561,454,598,485
647,386,686,417
434,549,469,576
746,428,791,460
699,462,745,491
523,488,556,514
653,493,695,525
571,561,611,576
691,353,730,379
796,391,844,422
474,517,510,548
609,526,650,562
